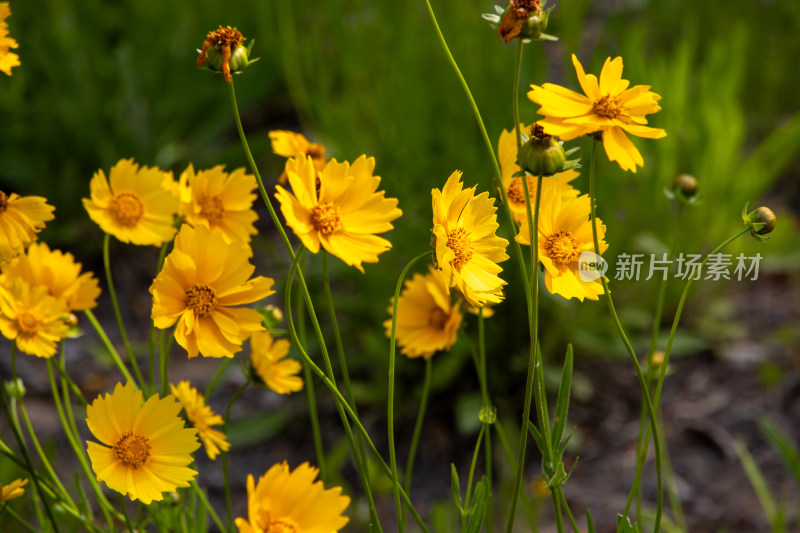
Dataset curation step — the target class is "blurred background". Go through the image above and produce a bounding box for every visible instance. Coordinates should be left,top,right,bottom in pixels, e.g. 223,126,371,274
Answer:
1,0,799,531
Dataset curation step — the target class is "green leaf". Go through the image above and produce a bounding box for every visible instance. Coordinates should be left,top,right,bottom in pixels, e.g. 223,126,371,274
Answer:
734,440,778,528
586,509,596,533
616,515,640,533
465,477,490,533
551,344,573,457
527,420,546,453
759,417,800,491
451,463,462,511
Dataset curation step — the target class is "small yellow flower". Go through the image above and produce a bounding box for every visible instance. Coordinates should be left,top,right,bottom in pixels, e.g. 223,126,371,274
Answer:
249,330,303,394
0,190,55,262
276,154,402,272
269,130,327,184
528,54,666,172
432,171,509,307
150,224,275,358
86,382,200,504
0,3,20,76
170,381,230,460
516,192,609,301
83,159,179,246
178,164,259,244
235,461,350,533
0,478,28,501
498,125,580,223
0,279,69,358
0,242,100,312
384,266,463,359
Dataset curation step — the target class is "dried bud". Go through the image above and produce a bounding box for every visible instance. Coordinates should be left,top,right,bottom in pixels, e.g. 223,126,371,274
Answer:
483,0,557,42
517,124,579,177
197,26,259,83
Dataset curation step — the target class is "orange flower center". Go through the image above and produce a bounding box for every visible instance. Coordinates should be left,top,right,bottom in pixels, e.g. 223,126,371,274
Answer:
198,195,225,223
506,176,536,207
428,307,449,330
109,192,144,227
17,312,39,334
0,191,8,213
205,25,244,48
543,231,579,265
310,202,343,235
267,517,300,533
113,432,151,468
592,95,621,119
185,285,217,317
446,227,473,272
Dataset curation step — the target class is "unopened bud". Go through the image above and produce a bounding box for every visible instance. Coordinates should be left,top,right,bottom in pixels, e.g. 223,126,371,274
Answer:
673,174,698,198
258,304,284,330
517,124,568,177
742,204,777,241
479,406,497,424
4,378,25,399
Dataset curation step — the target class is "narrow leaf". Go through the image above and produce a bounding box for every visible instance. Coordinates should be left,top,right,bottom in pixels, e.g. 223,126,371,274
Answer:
551,344,574,457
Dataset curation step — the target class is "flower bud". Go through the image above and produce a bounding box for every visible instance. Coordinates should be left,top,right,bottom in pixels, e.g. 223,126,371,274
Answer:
673,174,698,199
197,26,259,83
258,304,284,330
742,204,777,241
517,124,567,177
519,8,550,40
4,378,26,400
479,406,497,424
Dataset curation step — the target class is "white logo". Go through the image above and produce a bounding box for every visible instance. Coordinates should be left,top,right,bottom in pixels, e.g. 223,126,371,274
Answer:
578,251,608,282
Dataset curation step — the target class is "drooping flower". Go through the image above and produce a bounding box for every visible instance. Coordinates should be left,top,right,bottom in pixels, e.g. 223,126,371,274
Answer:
177,164,259,244
384,265,463,359
83,158,179,246
0,478,28,501
0,190,55,262
0,279,69,358
432,171,509,307
498,125,580,223
0,3,20,76
249,330,303,394
235,462,350,533
170,381,230,460
0,242,100,312
528,54,666,172
516,193,608,301
85,382,200,504
150,224,274,358
269,130,327,184
276,154,402,272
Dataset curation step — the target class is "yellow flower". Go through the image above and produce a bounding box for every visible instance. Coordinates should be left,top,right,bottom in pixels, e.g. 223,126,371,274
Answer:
170,381,230,460
276,155,402,273
0,478,28,501
178,164,259,244
150,224,275,358
0,190,55,262
85,382,200,504
527,54,666,172
516,193,609,301
432,171,509,307
269,130,327,184
498,125,580,223
235,461,350,533
0,279,69,358
83,158,179,246
384,265,463,359
249,330,303,394
0,3,20,76
0,242,100,312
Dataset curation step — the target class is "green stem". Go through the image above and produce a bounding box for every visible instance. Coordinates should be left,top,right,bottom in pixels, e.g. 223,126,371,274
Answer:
222,382,248,533
149,241,171,393
403,356,432,499
160,328,169,397
4,505,39,533
84,309,136,386
587,142,663,532
513,39,524,153
477,311,493,533
191,481,227,533
204,358,232,402
555,486,581,533
464,425,486,511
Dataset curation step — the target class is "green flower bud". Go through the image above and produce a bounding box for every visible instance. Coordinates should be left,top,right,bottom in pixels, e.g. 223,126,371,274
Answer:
479,406,497,425
517,124,568,176
197,26,260,83
4,378,25,400
673,174,698,198
519,8,549,40
258,304,284,330
742,204,777,242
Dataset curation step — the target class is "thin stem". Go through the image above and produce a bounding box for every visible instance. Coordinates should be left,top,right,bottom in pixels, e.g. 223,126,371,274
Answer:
204,358,232,402
555,486,581,533
149,241,171,393
404,357,433,498
477,311,493,533
84,309,136,386
191,481,227,533
464,425,486,511
4,506,39,533
513,39,524,153
222,382,248,533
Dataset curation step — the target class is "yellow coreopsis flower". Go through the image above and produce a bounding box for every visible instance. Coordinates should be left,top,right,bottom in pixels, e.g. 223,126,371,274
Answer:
269,130,327,184
170,381,230,460
177,164,259,244
528,54,666,173
384,265,463,359
0,279,69,358
150,224,275,358
516,193,609,301
249,330,303,394
276,154,402,273
83,158,179,246
0,3,20,76
0,242,100,312
235,462,350,533
0,190,55,262
432,171,509,307
0,478,28,501
85,382,200,504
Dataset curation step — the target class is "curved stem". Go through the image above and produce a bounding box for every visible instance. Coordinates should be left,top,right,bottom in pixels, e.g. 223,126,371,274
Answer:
464,425,486,511
222,382,248,532
204,358,233,401
191,481,227,533
84,309,135,385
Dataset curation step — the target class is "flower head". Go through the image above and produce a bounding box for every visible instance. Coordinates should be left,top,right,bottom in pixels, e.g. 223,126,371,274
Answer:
0,279,69,358
85,382,200,504
276,155,402,272
528,54,666,172
1,242,100,312
197,25,257,83
178,164,259,244
269,130,327,180
432,171,509,307
170,381,230,460
83,159,179,246
0,3,20,76
0,190,55,262
235,461,350,533
516,193,608,301
0,478,27,501
249,330,303,394
384,265,463,359
150,224,275,358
